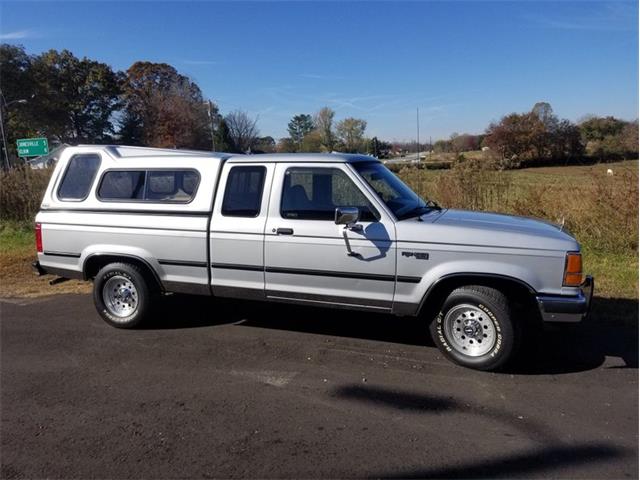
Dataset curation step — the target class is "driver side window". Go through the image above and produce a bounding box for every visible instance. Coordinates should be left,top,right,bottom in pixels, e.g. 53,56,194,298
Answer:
280,167,378,221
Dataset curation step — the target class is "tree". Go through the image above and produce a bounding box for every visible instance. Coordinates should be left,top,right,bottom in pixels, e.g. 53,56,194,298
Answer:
26,49,122,144
532,102,555,128
366,137,392,158
276,137,297,153
287,114,314,147
484,112,540,160
336,117,367,153
300,130,323,152
314,107,335,151
0,44,35,160
120,61,210,149
579,116,627,142
579,116,634,159
433,139,452,153
451,133,480,153
550,119,583,159
621,121,639,157
253,136,276,153
213,119,234,152
225,110,259,152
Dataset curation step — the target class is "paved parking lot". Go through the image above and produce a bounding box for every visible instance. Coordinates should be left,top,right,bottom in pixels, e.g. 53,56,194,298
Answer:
1,294,637,479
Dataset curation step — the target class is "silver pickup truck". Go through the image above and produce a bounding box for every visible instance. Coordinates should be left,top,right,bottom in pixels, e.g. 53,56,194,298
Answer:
33,145,593,370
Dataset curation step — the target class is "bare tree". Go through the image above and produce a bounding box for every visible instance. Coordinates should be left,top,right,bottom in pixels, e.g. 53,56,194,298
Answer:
225,110,259,152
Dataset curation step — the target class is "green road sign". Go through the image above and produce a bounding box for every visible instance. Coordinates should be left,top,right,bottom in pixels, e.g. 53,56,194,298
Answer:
17,138,49,157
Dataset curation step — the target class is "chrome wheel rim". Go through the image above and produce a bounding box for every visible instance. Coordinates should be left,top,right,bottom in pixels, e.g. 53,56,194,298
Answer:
103,275,139,319
444,304,496,357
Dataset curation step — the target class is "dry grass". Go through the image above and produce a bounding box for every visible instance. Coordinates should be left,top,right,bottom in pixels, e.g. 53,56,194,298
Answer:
396,159,639,299
398,160,639,253
0,167,52,222
0,223,90,298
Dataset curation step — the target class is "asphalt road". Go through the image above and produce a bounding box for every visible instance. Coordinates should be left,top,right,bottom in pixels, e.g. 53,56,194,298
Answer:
1,294,637,479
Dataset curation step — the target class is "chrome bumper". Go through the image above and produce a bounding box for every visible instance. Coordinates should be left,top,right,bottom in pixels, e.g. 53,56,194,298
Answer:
536,276,594,323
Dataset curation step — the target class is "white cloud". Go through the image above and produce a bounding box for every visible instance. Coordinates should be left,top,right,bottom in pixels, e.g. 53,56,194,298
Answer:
0,29,35,40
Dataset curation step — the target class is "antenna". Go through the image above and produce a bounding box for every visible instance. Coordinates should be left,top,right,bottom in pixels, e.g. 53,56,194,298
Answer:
416,107,420,163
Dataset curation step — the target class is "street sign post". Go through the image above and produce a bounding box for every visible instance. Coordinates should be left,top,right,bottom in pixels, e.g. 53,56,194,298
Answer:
16,138,49,157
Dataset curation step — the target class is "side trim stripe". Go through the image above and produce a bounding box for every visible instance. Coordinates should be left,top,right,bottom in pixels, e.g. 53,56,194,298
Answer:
158,259,208,268
211,263,421,283
43,251,81,258
40,208,211,217
40,222,206,233
211,263,264,272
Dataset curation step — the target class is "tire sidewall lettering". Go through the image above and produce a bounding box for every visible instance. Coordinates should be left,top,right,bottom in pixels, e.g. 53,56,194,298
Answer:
435,299,504,361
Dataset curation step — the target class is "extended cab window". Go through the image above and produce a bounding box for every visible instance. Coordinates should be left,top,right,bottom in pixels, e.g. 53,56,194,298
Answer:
57,154,101,201
221,166,266,217
97,170,200,202
281,167,378,221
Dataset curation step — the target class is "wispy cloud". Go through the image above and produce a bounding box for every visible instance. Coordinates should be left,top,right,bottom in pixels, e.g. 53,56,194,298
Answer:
299,73,346,80
524,2,636,31
0,29,36,40
182,60,219,66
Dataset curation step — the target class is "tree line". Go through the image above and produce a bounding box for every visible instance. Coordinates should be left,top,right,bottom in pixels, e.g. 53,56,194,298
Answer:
1,45,259,160
430,102,637,168
1,44,637,167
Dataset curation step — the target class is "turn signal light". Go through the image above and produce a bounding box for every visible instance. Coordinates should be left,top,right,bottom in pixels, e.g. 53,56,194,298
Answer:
35,223,43,253
563,252,583,286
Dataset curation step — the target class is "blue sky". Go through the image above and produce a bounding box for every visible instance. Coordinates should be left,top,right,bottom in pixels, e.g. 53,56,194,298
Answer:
1,1,638,141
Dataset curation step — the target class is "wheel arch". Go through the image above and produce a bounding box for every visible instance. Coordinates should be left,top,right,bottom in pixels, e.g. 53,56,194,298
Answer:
417,273,538,320
83,253,164,292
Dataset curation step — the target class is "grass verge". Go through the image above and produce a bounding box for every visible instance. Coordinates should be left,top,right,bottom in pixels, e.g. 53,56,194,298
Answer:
0,222,90,298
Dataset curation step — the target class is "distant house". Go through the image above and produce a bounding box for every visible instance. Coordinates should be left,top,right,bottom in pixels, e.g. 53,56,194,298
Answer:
27,144,69,169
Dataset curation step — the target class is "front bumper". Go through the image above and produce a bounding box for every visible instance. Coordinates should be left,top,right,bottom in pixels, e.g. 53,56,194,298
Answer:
536,276,594,323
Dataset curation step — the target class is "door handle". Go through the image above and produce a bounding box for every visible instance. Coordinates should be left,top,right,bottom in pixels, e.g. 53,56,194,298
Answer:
276,228,294,235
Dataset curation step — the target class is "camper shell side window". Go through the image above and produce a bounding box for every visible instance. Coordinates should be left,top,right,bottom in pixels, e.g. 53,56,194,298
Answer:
57,153,102,201
96,169,201,204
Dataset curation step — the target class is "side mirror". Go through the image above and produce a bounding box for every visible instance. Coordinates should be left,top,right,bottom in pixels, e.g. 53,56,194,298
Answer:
335,207,360,227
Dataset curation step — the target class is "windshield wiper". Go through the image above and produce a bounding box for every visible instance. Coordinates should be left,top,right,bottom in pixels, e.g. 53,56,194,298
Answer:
399,201,442,221
425,199,442,210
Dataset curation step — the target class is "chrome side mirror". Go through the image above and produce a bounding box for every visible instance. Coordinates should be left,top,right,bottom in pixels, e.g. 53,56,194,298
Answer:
334,207,360,227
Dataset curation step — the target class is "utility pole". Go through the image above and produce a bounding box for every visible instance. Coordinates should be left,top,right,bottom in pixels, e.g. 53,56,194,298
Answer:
0,102,9,170
206,100,216,152
429,135,432,161
416,107,420,163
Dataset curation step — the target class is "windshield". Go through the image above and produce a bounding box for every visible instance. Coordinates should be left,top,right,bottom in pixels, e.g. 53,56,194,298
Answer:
353,162,431,220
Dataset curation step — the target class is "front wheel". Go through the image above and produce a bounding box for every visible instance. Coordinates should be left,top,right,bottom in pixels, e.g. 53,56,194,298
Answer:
93,262,154,328
429,285,518,371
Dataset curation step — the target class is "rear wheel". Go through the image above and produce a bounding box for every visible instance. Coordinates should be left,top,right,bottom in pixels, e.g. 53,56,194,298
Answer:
93,262,155,328
429,285,518,371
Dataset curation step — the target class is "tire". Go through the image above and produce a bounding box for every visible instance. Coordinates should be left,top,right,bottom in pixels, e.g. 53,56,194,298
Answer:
429,285,518,371
93,262,155,329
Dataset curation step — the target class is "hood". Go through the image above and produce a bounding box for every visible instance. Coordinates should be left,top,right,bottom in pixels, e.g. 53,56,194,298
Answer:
396,209,579,252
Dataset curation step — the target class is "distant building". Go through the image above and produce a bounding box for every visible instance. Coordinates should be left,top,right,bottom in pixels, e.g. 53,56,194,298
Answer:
27,144,69,169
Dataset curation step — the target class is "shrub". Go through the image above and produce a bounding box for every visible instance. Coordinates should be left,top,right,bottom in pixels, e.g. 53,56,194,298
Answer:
0,167,53,223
